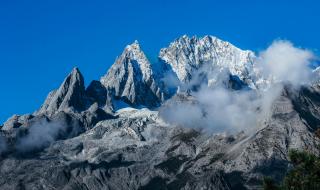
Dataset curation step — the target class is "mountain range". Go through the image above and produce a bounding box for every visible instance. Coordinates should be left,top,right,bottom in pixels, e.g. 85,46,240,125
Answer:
0,35,320,190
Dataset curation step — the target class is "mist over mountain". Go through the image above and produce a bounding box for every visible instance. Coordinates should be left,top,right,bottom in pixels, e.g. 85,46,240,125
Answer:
0,35,320,190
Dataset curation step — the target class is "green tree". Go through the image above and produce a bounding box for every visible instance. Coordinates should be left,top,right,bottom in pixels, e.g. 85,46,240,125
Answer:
264,150,320,190
263,177,280,190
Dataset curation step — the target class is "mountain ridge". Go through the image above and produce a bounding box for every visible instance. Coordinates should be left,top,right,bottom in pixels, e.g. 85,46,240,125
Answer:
0,35,319,190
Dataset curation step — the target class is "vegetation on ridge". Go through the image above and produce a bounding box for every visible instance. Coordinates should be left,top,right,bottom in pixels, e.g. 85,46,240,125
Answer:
264,150,320,190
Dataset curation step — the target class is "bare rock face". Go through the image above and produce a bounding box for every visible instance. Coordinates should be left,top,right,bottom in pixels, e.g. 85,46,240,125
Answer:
222,86,320,187
1,36,320,190
86,80,112,108
81,102,116,130
2,114,34,131
37,68,87,115
100,41,166,108
2,115,23,131
159,35,256,89
286,84,320,130
0,107,236,190
1,85,319,190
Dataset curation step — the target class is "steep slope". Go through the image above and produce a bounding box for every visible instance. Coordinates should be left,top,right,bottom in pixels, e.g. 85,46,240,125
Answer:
0,108,235,190
1,85,319,190
1,35,320,190
2,68,88,132
222,85,320,187
85,80,113,111
159,35,256,89
100,41,166,108
37,68,87,115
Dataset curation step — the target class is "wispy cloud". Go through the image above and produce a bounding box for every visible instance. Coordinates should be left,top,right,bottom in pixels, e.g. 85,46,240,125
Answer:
256,40,315,86
159,40,316,133
16,119,68,152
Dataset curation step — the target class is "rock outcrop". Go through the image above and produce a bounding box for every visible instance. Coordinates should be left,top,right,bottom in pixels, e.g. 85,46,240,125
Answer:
37,68,87,115
1,35,320,190
100,41,166,108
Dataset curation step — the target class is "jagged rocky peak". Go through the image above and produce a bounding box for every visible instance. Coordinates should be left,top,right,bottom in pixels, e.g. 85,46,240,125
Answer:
101,40,153,83
159,35,256,87
2,36,320,190
37,67,87,115
100,40,165,108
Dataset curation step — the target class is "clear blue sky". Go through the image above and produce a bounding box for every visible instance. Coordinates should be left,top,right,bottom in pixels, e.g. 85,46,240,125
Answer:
0,0,319,123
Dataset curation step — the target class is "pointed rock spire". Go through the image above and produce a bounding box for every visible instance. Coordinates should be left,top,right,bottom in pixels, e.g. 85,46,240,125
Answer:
100,41,165,108
129,40,140,49
37,67,87,115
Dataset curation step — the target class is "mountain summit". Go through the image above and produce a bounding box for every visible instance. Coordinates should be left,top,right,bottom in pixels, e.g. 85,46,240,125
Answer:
159,35,256,88
1,35,319,190
99,40,166,108
37,67,87,115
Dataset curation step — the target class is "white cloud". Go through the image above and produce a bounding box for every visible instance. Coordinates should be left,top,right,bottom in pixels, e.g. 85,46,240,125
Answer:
16,120,68,152
257,40,314,86
159,40,316,134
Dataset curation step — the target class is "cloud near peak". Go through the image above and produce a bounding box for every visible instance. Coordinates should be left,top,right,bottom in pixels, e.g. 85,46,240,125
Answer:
257,40,315,86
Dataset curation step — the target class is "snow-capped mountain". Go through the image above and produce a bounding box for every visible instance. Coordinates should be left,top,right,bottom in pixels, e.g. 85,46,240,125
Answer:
159,35,257,89
0,35,319,190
